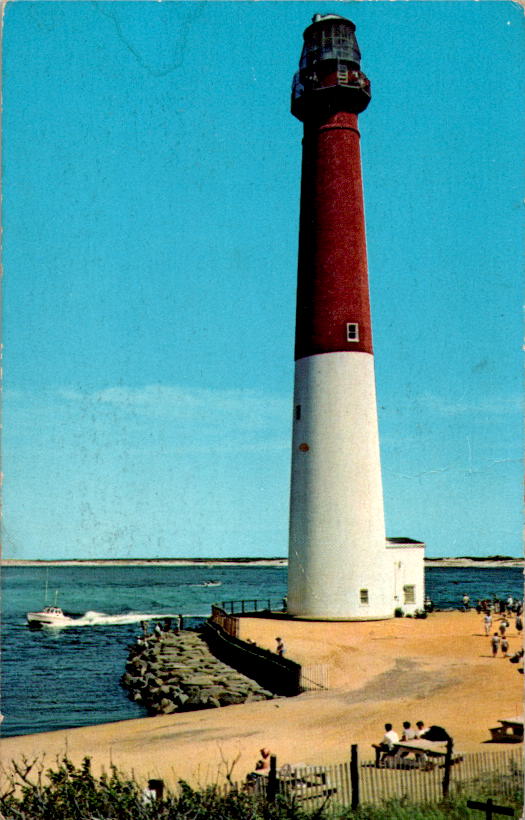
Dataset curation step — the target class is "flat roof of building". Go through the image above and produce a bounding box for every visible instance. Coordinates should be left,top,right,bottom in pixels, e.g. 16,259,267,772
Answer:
386,537,425,547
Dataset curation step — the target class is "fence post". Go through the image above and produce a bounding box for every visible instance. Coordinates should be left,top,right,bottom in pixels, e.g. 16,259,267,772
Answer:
267,755,278,803
350,744,359,809
442,737,453,798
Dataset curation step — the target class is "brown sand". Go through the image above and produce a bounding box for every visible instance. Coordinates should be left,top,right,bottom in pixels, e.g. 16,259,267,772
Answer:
1,611,522,789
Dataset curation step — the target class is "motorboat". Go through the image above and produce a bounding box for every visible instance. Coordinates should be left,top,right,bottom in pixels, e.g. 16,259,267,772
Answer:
203,580,221,587
26,606,76,628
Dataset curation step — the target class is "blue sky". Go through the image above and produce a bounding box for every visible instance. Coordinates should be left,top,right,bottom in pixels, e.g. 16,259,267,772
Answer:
3,1,523,560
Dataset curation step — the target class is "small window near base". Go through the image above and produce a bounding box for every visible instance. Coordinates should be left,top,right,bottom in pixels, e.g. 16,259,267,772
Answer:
360,588,369,604
403,585,415,604
295,405,301,421
346,323,359,342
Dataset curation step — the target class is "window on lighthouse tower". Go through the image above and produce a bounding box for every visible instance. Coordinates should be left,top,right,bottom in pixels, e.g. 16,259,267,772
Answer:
346,323,359,342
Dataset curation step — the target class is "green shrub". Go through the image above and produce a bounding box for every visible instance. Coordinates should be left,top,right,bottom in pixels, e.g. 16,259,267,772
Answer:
0,756,522,820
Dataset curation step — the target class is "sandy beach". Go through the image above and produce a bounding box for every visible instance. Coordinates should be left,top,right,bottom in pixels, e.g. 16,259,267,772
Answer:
1,610,522,789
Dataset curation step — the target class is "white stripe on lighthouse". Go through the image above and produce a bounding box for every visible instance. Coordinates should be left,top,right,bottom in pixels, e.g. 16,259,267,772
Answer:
288,351,394,620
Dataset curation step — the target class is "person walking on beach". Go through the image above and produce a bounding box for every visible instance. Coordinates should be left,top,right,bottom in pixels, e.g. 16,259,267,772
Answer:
483,612,492,636
491,633,500,658
501,637,509,657
499,618,509,638
462,593,470,611
515,614,523,634
275,637,285,657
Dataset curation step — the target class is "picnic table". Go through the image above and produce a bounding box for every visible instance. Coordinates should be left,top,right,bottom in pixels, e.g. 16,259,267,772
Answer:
372,739,460,770
489,716,524,743
245,764,337,801
276,764,337,800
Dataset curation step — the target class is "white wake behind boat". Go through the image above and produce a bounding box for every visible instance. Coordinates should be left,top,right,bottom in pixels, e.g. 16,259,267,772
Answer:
26,606,76,628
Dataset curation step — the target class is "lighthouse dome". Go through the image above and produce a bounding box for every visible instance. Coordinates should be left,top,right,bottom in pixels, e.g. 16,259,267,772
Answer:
291,15,371,121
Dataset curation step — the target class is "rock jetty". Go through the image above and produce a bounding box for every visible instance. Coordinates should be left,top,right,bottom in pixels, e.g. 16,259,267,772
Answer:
121,630,274,714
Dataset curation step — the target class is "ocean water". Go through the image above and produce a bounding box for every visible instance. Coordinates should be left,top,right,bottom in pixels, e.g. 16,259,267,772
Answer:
1,563,523,738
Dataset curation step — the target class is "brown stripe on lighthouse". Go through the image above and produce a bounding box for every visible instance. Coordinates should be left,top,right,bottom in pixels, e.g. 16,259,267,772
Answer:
295,110,372,360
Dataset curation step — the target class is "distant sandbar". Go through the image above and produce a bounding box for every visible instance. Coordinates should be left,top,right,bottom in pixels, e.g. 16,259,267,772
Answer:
1,556,522,568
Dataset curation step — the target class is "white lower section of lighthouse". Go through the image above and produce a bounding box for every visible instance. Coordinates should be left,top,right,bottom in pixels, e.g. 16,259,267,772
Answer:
288,351,394,620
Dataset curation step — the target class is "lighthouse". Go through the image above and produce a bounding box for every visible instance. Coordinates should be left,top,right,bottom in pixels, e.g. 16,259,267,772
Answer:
287,14,398,620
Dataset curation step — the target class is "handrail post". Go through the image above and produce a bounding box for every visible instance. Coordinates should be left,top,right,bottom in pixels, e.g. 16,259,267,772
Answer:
350,744,359,809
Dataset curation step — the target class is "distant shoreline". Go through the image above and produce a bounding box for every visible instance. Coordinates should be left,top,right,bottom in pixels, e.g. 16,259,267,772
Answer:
1,557,523,568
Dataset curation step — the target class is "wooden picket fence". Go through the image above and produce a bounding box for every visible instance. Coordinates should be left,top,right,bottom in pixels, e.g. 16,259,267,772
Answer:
226,747,523,815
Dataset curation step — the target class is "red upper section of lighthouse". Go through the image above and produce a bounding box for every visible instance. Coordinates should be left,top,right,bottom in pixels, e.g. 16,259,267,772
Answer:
292,15,374,360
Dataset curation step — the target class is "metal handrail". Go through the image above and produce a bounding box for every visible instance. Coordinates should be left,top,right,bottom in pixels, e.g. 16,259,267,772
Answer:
217,598,286,616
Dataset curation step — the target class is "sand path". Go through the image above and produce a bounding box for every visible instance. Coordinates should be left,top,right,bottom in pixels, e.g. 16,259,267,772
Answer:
1,611,522,788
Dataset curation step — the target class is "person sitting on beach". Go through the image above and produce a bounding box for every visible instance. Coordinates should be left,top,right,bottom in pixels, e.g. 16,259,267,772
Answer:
258,748,271,771
491,632,500,657
379,723,399,761
401,721,416,741
397,721,417,759
414,721,428,738
418,725,451,743
245,749,272,790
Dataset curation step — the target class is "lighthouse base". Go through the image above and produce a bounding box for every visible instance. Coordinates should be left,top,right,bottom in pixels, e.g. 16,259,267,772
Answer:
288,352,393,620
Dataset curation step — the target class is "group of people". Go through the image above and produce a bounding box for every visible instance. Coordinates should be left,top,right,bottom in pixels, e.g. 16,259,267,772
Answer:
470,595,523,617
379,720,450,759
139,615,183,641
481,610,522,658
